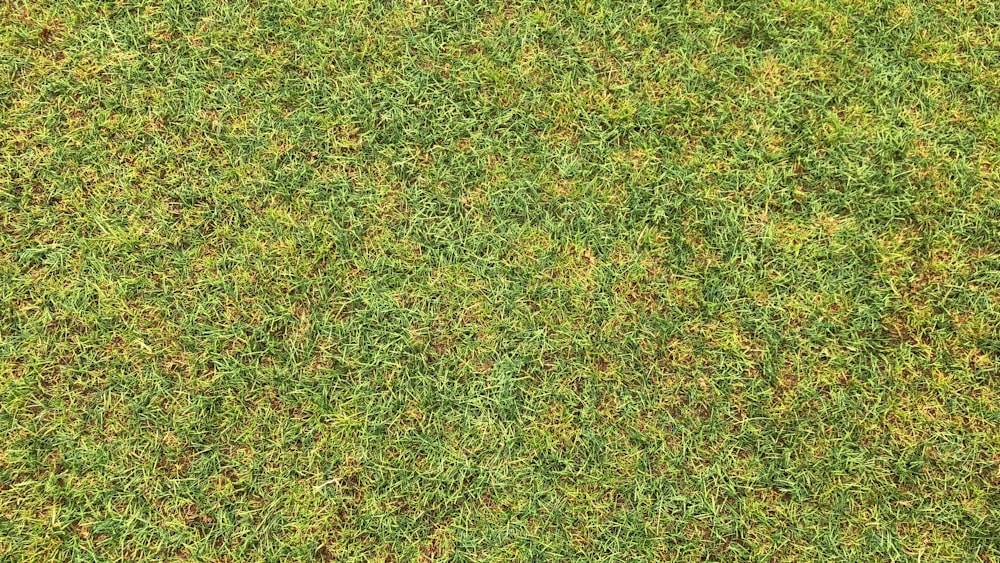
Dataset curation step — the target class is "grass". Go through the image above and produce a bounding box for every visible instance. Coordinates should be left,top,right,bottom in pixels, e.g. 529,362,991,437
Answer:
2,0,1000,560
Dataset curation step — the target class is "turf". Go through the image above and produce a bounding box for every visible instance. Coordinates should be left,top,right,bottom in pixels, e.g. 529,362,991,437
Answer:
2,0,1000,560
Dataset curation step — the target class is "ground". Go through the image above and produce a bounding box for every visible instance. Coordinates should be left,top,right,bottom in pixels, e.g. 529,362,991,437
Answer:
2,0,1000,560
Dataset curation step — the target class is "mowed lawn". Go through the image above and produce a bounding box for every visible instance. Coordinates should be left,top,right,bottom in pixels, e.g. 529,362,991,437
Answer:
2,0,1000,560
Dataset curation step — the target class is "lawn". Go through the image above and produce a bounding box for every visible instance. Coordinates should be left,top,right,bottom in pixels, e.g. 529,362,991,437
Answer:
2,0,1000,560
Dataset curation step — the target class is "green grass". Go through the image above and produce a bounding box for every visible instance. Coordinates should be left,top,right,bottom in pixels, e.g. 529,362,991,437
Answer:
2,0,1000,560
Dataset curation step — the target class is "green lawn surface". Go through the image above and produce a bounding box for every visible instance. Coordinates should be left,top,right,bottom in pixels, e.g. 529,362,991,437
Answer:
3,0,1000,560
